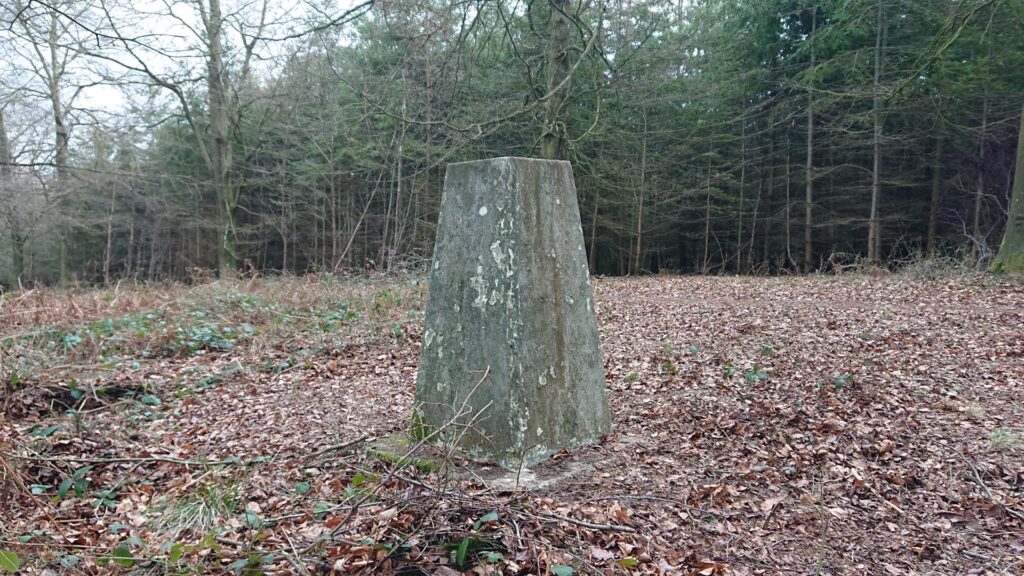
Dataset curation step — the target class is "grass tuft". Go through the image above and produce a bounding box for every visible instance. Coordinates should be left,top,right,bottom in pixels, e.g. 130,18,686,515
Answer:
153,482,241,538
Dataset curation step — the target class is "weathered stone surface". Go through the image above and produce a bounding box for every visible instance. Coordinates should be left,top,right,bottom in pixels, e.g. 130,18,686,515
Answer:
414,157,609,468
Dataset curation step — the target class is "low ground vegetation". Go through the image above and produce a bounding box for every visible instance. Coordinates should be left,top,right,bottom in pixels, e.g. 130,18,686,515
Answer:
1,272,1022,575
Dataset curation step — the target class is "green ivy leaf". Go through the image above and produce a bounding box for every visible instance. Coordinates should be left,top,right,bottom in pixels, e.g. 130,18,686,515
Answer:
312,502,330,518
479,551,503,563
57,478,73,498
29,425,63,437
294,481,311,495
168,542,184,563
473,511,499,530
243,510,263,529
834,373,852,389
140,394,162,406
0,550,20,573
551,565,574,576
112,545,135,568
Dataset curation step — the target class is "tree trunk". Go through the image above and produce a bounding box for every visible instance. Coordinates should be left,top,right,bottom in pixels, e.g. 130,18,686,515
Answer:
748,175,762,271
279,172,288,273
804,8,816,273
127,205,135,279
48,11,70,285
330,175,338,268
736,107,746,273
927,133,944,256
703,157,712,275
973,99,988,259
867,0,886,263
0,109,24,282
0,109,10,180
762,136,775,266
391,89,408,269
48,11,69,187
206,0,237,277
540,0,571,160
991,105,1024,273
634,117,647,275
104,182,117,286
589,186,599,273
12,233,25,282
786,138,796,270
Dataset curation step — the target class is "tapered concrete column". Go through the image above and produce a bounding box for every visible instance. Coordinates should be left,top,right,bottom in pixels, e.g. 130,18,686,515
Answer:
414,157,609,468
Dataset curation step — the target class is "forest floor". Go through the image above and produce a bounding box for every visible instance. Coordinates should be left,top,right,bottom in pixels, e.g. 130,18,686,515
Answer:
1,272,1022,576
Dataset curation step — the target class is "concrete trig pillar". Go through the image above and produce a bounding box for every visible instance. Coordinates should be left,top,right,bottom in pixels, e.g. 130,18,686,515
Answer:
414,157,609,468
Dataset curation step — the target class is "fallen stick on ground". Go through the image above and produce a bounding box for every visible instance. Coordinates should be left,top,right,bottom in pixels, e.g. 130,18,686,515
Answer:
6,453,248,466
304,436,372,460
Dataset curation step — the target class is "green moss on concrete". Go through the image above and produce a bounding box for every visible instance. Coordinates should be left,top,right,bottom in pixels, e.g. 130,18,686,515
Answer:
992,105,1023,274
366,434,441,474
366,446,440,474
410,409,432,442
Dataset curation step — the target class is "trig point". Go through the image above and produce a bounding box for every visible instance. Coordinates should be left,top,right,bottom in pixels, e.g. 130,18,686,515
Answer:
414,157,610,468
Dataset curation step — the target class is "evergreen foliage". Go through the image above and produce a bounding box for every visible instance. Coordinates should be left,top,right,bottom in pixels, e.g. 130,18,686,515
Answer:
0,0,1021,283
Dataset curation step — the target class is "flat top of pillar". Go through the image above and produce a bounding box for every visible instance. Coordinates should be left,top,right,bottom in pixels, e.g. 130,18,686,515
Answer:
447,156,572,169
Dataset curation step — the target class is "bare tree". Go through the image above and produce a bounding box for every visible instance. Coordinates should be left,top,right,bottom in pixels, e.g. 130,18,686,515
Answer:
0,100,62,284
2,0,102,281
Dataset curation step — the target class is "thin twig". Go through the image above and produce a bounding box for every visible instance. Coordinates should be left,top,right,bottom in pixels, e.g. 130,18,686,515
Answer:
953,448,1024,522
299,367,492,555
282,532,313,576
304,436,371,461
6,453,247,466
521,510,637,533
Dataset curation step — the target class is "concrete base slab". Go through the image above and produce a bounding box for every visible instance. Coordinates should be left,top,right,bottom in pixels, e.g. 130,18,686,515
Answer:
365,432,607,493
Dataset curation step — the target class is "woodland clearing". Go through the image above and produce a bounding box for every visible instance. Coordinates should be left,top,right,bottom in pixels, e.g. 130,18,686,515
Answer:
1,273,1022,575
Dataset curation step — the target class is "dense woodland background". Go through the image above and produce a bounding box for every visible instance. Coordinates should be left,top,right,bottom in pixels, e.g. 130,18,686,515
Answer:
0,0,1022,285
